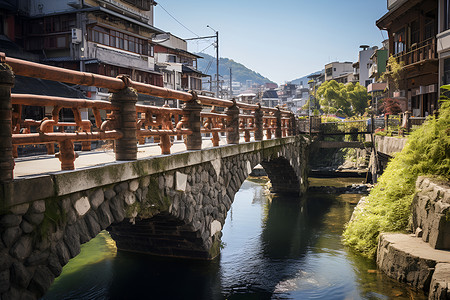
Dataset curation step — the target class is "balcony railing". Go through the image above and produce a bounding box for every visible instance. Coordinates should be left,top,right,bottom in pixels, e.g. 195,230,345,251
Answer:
394,37,437,66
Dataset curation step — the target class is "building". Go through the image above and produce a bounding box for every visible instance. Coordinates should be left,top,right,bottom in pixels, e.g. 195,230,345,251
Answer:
368,41,389,82
260,89,279,108
437,0,450,87
154,33,207,92
358,45,378,87
377,0,438,117
324,61,353,82
5,0,166,102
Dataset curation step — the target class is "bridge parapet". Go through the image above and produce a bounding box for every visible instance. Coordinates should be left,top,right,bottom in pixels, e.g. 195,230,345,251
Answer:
0,54,297,179
0,136,308,299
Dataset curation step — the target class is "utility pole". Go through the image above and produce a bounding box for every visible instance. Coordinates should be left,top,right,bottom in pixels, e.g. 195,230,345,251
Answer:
185,25,219,98
229,67,232,99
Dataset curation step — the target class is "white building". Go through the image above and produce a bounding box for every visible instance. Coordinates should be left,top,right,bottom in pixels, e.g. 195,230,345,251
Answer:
358,45,378,87
324,62,353,82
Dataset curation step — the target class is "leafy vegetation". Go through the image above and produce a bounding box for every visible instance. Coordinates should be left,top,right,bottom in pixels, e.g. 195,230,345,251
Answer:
315,80,369,117
342,96,450,258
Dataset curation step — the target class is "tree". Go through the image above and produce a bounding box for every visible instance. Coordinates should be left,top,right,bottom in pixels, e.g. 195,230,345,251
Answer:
316,80,351,116
345,83,370,115
380,98,402,115
381,55,404,92
316,80,369,117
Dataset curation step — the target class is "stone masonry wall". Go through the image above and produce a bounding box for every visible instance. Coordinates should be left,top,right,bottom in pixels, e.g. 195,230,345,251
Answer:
0,136,309,299
377,177,450,299
411,177,450,250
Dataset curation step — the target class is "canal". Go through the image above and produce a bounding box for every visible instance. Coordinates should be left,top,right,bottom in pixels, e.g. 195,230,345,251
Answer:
42,177,426,300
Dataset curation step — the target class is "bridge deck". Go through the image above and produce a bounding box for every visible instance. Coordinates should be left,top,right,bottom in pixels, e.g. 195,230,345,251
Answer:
14,136,230,178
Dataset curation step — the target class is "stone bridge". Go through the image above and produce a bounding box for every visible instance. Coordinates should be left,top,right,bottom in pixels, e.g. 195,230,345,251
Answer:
0,136,308,299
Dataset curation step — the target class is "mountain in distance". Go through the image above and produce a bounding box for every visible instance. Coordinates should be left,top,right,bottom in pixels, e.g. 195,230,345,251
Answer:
195,52,275,85
288,70,324,87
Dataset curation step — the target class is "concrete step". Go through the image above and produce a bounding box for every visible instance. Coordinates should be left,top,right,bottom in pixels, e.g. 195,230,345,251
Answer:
377,233,450,298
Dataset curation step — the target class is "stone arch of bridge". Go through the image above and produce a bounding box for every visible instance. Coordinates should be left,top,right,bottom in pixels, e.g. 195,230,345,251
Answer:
0,138,308,299
108,148,305,261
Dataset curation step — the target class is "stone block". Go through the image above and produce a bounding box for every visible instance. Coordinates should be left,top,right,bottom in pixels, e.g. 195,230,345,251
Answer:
429,263,450,300
104,188,116,200
0,269,10,293
165,174,174,189
29,265,54,297
2,227,21,248
0,214,21,228
11,262,31,288
377,233,450,292
412,177,450,250
128,179,139,192
23,213,43,226
175,172,188,192
10,235,33,261
9,203,29,215
123,191,136,206
210,220,222,237
26,250,49,266
74,197,90,217
89,189,104,210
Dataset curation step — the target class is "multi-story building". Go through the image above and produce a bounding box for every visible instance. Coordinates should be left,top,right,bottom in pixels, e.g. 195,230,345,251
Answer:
6,0,165,101
324,61,353,82
437,0,450,87
154,33,207,92
358,45,378,87
377,0,438,117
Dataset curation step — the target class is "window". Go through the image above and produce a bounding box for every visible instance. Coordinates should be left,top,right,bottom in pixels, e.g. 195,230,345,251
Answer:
88,26,152,56
445,0,450,31
410,20,420,46
393,29,405,54
424,12,436,40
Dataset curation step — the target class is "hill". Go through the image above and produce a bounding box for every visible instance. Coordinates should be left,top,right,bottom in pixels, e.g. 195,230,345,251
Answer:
195,53,274,85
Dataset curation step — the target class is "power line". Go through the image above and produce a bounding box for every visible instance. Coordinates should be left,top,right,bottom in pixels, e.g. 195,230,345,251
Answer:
157,2,199,37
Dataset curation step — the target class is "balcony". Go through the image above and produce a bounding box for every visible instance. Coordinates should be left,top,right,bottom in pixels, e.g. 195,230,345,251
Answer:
394,37,437,67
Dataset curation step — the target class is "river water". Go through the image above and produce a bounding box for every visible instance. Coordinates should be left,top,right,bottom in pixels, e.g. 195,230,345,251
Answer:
42,177,426,300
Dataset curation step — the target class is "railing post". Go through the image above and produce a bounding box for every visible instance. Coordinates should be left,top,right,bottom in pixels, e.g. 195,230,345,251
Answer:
405,111,411,133
254,104,263,141
371,114,375,133
0,61,15,181
183,91,202,150
289,112,297,136
275,107,282,139
56,140,77,170
110,76,138,161
226,99,240,144
384,114,389,131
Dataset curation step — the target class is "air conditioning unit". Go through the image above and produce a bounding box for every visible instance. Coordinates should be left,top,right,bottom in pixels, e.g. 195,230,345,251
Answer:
427,84,436,93
71,28,82,44
418,86,426,95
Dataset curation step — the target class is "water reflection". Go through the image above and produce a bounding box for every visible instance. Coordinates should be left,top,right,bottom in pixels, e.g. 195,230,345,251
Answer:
43,178,426,300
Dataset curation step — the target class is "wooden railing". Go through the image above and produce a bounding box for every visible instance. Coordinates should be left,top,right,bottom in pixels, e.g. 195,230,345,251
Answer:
0,53,296,180
394,37,437,66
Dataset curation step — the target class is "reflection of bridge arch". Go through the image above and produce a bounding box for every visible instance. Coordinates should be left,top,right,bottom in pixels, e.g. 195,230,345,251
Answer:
1,137,308,298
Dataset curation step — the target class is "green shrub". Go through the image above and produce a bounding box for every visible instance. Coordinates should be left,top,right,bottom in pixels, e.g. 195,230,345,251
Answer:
342,99,450,258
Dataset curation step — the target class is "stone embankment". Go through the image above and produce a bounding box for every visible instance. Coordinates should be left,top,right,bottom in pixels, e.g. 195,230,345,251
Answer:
376,177,450,299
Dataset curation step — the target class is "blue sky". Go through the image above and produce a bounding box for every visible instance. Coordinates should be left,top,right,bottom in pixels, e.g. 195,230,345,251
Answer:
154,0,389,84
